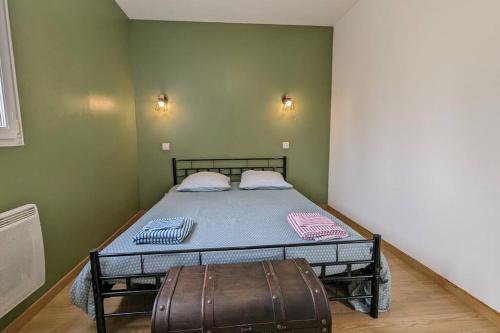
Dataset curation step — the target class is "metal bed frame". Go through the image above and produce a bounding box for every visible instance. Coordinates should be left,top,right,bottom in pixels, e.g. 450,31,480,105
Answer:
89,157,382,333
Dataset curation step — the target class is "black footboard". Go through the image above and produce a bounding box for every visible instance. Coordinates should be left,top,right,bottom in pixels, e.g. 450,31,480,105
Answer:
89,235,382,333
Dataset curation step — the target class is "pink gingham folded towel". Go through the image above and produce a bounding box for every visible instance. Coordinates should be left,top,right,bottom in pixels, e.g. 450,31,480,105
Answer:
287,212,348,241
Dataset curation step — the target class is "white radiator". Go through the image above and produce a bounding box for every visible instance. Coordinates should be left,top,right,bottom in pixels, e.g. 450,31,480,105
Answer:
0,204,45,318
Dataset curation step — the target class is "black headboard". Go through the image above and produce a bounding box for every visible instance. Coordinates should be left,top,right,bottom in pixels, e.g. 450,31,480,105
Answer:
172,157,287,185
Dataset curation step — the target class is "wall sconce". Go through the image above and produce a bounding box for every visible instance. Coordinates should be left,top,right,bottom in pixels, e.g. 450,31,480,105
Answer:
155,93,168,112
282,95,294,112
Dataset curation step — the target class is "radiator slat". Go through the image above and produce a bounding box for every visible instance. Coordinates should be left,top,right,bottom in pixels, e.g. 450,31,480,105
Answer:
0,206,37,229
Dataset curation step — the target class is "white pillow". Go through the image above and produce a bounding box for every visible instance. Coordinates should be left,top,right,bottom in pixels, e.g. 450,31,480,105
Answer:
239,170,292,190
176,172,231,192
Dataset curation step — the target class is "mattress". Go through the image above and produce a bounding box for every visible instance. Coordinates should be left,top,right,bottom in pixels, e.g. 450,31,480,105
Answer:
71,183,391,318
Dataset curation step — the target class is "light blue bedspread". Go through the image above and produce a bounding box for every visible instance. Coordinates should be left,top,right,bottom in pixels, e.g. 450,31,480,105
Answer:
71,183,391,318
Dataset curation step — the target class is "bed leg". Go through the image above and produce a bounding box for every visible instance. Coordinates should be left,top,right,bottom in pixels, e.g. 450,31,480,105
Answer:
90,249,107,333
370,234,381,318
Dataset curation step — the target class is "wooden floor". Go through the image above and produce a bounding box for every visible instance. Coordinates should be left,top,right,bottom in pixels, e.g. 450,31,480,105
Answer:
16,248,499,333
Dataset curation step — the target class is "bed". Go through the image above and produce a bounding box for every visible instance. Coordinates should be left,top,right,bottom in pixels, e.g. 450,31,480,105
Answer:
70,157,391,333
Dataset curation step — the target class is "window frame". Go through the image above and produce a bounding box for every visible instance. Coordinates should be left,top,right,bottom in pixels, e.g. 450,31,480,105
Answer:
0,0,23,147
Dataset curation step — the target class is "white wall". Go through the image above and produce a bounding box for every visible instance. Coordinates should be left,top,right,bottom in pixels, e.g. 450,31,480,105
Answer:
329,0,500,311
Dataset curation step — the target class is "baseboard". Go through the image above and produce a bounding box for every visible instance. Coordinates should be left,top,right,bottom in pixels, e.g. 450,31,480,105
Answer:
1,210,146,333
322,204,500,327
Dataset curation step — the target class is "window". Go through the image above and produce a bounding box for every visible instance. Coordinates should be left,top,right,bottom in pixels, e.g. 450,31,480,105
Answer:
0,0,22,146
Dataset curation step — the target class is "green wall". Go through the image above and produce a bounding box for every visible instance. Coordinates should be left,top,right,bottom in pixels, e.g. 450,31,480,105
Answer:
0,0,139,329
130,21,332,208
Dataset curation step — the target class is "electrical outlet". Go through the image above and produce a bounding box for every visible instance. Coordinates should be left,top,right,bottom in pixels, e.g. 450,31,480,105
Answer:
282,142,290,149
162,143,171,151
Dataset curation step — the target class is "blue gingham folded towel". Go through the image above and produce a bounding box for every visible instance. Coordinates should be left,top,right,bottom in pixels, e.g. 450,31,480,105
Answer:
133,217,194,244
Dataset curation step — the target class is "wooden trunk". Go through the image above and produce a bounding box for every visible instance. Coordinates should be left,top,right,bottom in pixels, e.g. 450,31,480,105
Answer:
152,259,332,333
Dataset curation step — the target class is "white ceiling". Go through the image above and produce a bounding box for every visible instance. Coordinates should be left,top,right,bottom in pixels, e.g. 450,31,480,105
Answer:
115,0,358,26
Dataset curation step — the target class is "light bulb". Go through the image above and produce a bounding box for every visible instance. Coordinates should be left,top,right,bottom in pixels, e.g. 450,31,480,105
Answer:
282,95,294,111
158,100,166,108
